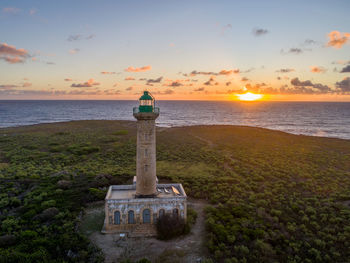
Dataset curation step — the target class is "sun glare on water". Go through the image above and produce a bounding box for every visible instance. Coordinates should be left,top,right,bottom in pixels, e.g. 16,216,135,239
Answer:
236,92,263,101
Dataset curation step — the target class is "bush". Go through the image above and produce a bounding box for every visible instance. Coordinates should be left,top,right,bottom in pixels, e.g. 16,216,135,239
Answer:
156,214,186,240
184,207,197,234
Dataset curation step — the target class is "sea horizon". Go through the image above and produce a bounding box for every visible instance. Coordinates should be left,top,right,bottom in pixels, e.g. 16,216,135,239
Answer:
1,100,350,140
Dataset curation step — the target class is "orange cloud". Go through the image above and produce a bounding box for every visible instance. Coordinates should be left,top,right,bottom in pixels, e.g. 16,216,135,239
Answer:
69,48,80,54
101,71,116,74
219,69,239,75
125,76,135,80
310,66,327,73
124,65,151,72
71,78,100,87
327,31,350,48
22,82,32,87
0,43,29,64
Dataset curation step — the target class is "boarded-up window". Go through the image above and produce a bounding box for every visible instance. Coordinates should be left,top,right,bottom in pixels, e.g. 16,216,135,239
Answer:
143,209,151,223
128,210,135,224
114,211,120,225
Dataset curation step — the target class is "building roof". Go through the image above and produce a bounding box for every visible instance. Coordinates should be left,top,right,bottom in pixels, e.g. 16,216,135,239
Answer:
106,183,187,201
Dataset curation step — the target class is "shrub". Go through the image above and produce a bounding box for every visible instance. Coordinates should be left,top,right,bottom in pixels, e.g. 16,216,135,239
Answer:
156,214,186,240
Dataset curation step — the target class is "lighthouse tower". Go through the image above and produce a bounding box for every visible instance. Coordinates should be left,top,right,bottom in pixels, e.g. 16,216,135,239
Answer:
133,91,159,197
103,91,186,236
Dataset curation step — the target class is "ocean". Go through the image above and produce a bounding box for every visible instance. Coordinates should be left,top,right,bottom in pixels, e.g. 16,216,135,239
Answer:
0,100,349,140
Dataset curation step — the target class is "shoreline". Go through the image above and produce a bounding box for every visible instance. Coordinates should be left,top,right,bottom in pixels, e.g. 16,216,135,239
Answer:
1,119,349,142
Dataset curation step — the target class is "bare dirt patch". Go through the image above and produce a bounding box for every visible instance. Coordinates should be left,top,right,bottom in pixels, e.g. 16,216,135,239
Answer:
81,198,209,263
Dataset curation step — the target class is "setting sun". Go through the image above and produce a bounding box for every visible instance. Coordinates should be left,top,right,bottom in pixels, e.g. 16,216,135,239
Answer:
236,92,263,101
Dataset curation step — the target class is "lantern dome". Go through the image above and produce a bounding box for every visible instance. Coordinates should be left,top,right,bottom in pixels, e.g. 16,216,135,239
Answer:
138,91,155,112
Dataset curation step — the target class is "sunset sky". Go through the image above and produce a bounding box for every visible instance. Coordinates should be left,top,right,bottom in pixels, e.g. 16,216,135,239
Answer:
1,0,350,101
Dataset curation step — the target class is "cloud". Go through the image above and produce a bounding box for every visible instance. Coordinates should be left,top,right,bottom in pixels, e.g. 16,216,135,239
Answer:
221,24,232,35
126,86,133,91
67,35,82,41
340,65,350,73
290,77,331,93
125,65,152,72
146,77,162,85
101,71,116,75
46,62,55,65
0,43,29,64
310,66,327,73
204,77,216,86
194,87,205,92
71,78,100,88
113,83,118,87
276,68,295,73
67,34,95,41
0,88,53,96
0,84,18,89
69,48,80,54
190,70,217,76
281,48,303,54
219,69,239,75
64,78,73,81
241,77,249,82
327,31,350,49
167,81,183,87
304,39,317,45
125,76,135,81
153,89,174,95
22,82,32,87
86,34,95,40
332,60,350,65
2,7,20,14
335,77,350,93
189,69,239,76
29,8,37,15
103,89,120,95
252,28,269,36
226,82,231,86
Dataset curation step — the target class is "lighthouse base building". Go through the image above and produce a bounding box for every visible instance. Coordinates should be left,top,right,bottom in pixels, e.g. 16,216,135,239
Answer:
102,91,187,237
102,183,187,236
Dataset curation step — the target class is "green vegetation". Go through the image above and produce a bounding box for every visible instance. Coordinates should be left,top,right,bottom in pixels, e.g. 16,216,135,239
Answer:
1,121,350,262
156,206,197,240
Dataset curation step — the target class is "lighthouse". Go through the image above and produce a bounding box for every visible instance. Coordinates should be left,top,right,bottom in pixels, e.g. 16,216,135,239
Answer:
103,91,187,236
133,91,159,197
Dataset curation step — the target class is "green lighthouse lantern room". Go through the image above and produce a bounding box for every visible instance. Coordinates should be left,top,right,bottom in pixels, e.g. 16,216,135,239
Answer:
138,91,155,112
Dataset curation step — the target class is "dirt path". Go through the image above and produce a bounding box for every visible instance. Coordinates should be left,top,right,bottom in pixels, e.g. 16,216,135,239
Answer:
85,198,209,263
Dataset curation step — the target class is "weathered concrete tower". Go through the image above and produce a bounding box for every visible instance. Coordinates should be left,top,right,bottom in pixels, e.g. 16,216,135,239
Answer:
133,91,159,197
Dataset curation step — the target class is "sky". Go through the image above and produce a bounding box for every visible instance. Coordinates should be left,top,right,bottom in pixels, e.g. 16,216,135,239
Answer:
1,0,350,101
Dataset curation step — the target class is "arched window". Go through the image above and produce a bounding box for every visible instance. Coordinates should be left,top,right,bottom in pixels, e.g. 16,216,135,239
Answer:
173,208,179,218
159,209,165,218
143,209,151,223
114,211,120,225
128,210,135,224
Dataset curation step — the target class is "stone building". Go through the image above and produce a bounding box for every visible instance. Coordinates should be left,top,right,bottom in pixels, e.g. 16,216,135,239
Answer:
102,91,187,236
